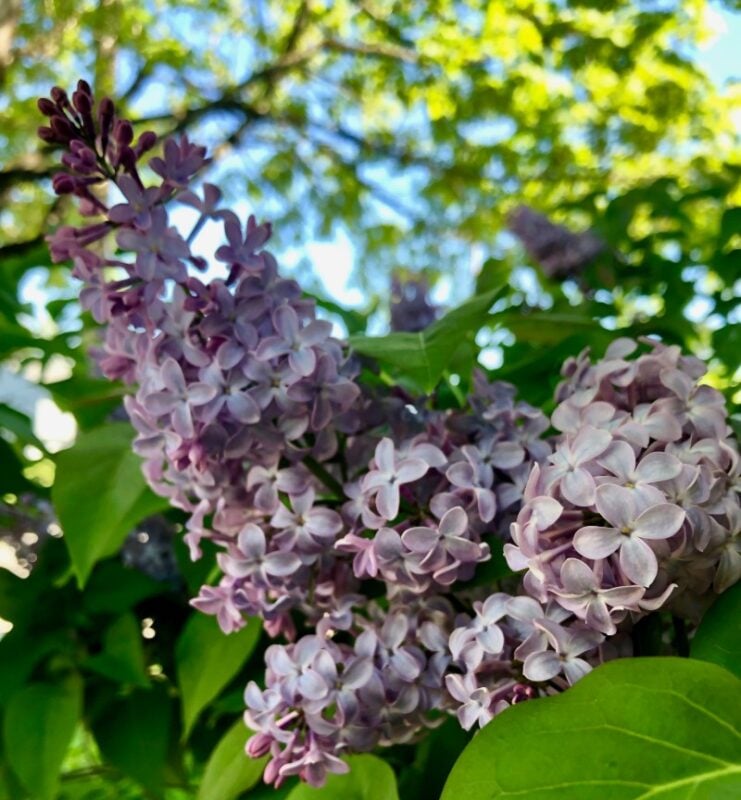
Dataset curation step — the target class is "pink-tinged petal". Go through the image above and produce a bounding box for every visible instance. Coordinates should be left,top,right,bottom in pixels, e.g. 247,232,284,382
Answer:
375,484,399,519
561,468,597,507
300,319,332,346
226,392,261,424
361,472,389,492
390,649,421,681
273,304,300,342
634,453,682,483
570,426,612,463
161,358,186,393
523,651,561,682
295,636,323,665
446,461,474,488
490,442,525,469
396,458,428,484
619,535,659,587
297,669,327,700
306,508,342,538
598,440,636,480
446,537,483,563
573,526,622,559
440,506,468,537
562,657,592,685
289,347,316,377
172,402,194,439
601,585,645,607
342,658,374,689
217,552,252,578
402,526,439,552
410,443,447,467
605,337,637,359
264,551,302,577
659,367,692,400
594,483,636,529
238,523,266,557
503,542,530,572
584,599,617,635
255,337,291,361
374,438,395,473
476,489,497,523
143,391,178,415
374,527,402,560
634,503,685,540
477,625,504,654
559,558,597,593
187,381,219,405
481,593,511,621
530,496,563,530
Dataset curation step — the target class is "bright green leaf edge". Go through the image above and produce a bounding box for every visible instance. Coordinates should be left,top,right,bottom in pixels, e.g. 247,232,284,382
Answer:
441,657,741,800
691,583,741,679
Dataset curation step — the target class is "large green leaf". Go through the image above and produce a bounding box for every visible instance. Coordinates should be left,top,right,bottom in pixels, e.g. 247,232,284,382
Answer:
285,754,400,800
85,613,150,687
692,584,741,679
52,423,170,586
92,684,176,793
197,720,266,800
3,677,83,800
176,612,262,737
441,657,741,800
349,286,505,392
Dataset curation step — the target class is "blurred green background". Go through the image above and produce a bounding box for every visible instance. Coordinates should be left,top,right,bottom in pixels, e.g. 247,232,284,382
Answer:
0,1,739,798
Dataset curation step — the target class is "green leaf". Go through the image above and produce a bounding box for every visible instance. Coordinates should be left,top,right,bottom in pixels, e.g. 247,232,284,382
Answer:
3,677,83,800
176,612,261,737
92,684,176,793
85,613,150,687
197,720,266,800
285,754,400,800
441,657,741,800
52,423,170,586
692,584,741,679
350,286,505,392
81,560,165,614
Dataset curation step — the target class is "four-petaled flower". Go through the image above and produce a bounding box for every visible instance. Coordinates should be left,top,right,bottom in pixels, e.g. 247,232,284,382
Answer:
361,438,429,520
574,484,685,586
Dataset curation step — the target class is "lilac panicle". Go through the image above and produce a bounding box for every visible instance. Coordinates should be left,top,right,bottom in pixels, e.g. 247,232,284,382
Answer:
40,83,740,789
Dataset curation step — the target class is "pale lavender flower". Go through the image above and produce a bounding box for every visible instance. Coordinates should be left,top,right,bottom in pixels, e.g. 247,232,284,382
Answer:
523,619,604,685
574,484,685,586
361,438,429,520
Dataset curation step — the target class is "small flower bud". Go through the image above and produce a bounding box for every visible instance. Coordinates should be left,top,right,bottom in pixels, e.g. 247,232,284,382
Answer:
52,173,76,194
50,86,69,106
76,78,93,96
114,120,134,146
72,89,92,115
37,126,57,143
136,130,157,154
37,98,56,116
51,115,75,140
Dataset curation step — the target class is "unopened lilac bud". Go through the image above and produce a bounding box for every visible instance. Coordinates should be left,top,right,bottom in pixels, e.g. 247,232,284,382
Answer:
77,78,93,96
114,120,134,146
51,115,75,140
98,97,114,124
52,173,76,194
50,86,69,107
72,89,92,115
37,98,56,117
135,130,157,155
37,126,57,144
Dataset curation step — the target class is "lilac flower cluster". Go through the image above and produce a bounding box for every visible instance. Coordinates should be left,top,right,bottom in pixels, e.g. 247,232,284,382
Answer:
40,83,740,789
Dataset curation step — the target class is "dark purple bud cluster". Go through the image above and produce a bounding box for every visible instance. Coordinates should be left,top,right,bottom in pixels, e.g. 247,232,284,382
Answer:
39,84,740,789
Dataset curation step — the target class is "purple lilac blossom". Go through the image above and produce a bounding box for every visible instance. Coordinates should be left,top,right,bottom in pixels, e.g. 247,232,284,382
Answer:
39,82,740,789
